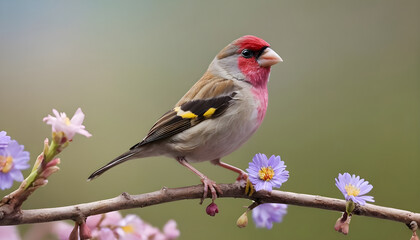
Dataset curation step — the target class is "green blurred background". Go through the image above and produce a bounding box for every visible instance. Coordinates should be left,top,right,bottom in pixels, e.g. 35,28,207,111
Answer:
1,1,419,239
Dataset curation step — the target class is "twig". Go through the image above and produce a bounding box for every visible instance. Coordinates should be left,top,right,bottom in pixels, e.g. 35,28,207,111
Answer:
0,183,418,226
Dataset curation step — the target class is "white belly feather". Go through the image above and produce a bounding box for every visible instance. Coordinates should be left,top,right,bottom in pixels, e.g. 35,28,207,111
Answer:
165,86,261,162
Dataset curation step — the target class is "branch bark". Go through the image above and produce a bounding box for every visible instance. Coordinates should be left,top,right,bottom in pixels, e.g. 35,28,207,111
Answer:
0,183,419,226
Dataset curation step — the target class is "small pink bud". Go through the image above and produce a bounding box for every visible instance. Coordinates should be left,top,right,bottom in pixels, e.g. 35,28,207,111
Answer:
40,166,60,178
43,138,49,155
206,202,219,217
69,223,79,240
411,232,419,240
334,213,351,235
46,158,61,168
31,152,45,174
33,178,48,187
79,222,92,240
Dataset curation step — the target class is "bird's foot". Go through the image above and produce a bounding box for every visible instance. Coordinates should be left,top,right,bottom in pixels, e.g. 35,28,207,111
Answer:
236,171,249,183
200,177,222,204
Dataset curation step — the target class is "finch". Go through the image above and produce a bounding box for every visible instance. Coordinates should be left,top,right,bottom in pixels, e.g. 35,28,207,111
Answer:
88,35,282,203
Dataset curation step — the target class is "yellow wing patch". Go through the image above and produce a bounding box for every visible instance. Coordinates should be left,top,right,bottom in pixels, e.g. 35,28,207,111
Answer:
174,107,198,119
180,112,198,119
203,108,216,118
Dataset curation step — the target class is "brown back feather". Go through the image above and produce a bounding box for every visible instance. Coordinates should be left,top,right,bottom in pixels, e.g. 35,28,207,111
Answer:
176,72,236,106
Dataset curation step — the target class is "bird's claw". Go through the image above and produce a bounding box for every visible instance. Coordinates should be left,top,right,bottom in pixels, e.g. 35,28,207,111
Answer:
236,171,249,183
200,177,222,204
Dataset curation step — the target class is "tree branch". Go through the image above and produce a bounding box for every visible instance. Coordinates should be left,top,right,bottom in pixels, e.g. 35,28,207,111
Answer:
0,183,419,226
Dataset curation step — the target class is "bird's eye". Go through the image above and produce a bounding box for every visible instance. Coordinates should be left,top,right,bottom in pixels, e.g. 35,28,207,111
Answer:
241,49,254,58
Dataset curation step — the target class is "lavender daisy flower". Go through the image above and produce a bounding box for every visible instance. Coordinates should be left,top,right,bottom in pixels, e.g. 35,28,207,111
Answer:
252,203,288,229
335,173,374,206
247,153,289,192
43,108,92,140
0,131,11,149
0,140,30,190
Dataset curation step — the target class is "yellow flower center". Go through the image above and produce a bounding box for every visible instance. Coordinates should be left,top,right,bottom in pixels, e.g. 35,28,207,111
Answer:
121,224,135,234
0,155,13,173
345,184,360,197
258,167,274,181
65,117,71,126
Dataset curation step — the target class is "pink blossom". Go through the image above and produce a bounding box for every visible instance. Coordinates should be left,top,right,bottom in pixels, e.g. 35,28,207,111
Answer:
116,214,146,240
51,221,74,240
97,228,118,240
163,220,180,240
47,212,179,240
87,211,122,229
0,226,20,240
116,214,180,240
51,212,122,240
86,212,122,239
43,108,92,140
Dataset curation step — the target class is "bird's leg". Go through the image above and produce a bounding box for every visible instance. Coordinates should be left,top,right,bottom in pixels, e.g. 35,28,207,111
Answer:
210,159,248,182
177,157,222,204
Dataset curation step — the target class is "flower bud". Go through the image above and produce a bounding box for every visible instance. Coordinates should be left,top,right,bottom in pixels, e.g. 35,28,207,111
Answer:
206,202,219,217
334,212,351,235
40,166,60,178
411,232,419,240
79,222,92,240
46,158,61,168
32,153,44,172
69,223,79,240
33,178,48,187
43,138,49,157
236,212,248,228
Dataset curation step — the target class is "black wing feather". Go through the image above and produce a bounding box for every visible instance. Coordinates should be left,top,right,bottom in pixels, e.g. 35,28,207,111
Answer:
130,92,237,149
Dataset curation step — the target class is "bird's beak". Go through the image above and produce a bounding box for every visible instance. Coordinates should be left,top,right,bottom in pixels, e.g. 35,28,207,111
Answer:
258,47,283,67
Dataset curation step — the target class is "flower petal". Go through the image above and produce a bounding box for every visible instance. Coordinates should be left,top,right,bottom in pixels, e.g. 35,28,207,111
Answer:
0,174,13,190
8,169,23,182
70,108,85,125
44,108,91,140
252,203,287,229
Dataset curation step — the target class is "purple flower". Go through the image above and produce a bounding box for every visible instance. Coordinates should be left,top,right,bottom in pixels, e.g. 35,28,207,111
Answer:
0,131,11,149
0,140,30,190
246,153,289,192
335,173,374,206
252,203,288,229
43,108,92,140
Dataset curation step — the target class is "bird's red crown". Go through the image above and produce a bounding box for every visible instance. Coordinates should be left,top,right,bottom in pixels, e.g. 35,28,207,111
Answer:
234,35,270,52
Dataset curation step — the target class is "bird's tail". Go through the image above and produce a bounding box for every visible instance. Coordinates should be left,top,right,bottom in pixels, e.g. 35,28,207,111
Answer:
87,150,138,181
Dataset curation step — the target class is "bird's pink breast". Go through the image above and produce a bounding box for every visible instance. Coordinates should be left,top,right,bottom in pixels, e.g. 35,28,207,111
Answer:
251,86,268,125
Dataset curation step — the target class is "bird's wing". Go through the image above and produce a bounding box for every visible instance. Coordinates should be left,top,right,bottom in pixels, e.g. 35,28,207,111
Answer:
130,78,238,149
